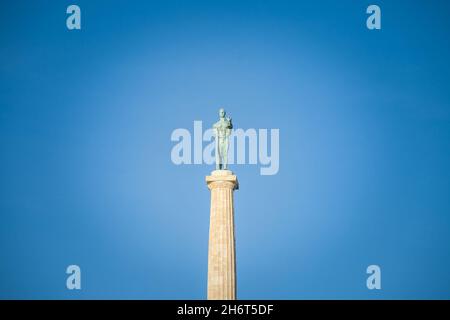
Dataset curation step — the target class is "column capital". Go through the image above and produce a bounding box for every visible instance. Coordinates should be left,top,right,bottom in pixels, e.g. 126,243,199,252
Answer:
206,170,239,190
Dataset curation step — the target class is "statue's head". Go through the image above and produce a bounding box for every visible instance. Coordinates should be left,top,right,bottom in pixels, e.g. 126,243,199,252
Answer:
219,108,226,118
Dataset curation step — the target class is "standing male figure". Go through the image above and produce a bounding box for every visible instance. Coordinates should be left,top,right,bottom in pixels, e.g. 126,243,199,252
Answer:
213,108,233,170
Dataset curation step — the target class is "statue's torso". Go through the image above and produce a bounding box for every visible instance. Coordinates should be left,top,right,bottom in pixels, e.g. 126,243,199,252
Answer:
214,119,231,139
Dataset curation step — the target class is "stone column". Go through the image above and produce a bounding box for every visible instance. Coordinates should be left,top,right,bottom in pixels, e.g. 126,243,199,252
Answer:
206,169,239,300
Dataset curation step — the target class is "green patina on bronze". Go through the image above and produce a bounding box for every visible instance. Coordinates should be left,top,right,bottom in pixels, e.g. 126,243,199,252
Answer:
213,108,233,170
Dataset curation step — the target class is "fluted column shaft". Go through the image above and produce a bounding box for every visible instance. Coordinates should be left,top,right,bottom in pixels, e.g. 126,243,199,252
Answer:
206,170,238,300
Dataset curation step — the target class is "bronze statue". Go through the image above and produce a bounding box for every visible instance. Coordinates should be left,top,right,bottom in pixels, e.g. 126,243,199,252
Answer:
213,108,233,170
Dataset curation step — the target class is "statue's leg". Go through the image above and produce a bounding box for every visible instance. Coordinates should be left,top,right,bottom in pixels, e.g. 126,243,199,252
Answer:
216,156,220,170
215,138,220,170
218,138,225,170
222,143,228,170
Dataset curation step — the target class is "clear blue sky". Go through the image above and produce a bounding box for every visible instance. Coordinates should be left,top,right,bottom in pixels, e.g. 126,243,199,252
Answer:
1,0,450,299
